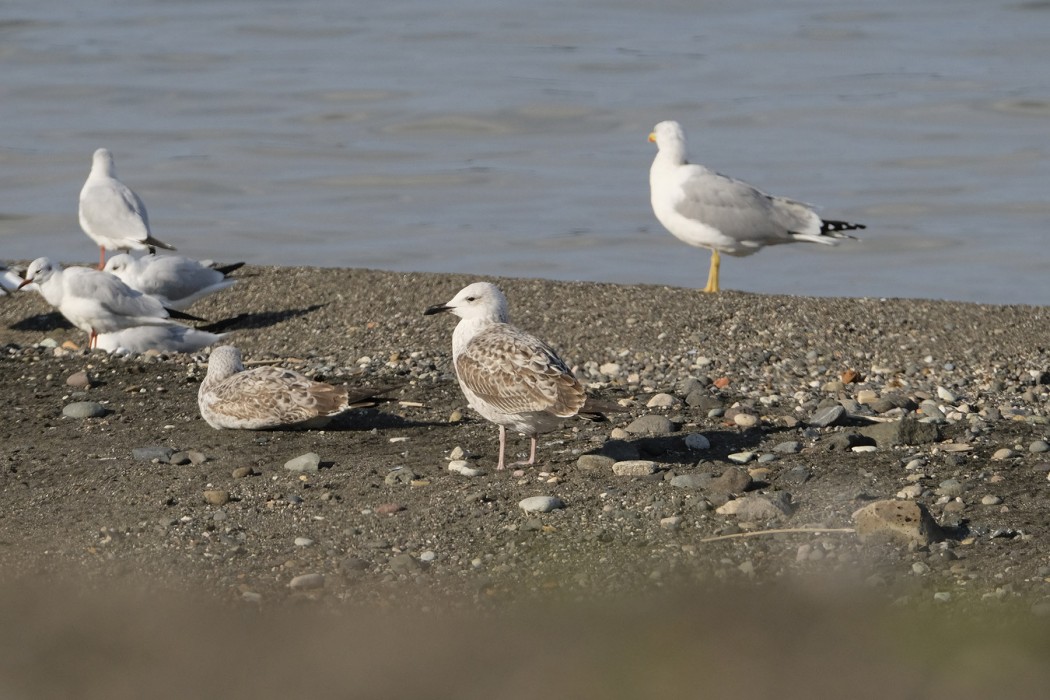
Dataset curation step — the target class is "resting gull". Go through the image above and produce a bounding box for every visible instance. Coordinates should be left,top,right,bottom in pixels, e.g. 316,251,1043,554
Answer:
198,345,391,430
104,253,243,310
648,120,865,293
96,325,228,355
18,257,193,349
424,281,593,470
79,148,176,269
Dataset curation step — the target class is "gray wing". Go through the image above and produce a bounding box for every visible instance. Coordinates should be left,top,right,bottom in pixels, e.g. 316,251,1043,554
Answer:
66,268,168,319
674,166,818,241
131,256,225,300
455,325,585,417
80,179,151,240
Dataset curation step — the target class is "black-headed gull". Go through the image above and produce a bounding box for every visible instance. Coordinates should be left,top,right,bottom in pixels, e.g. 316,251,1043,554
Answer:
78,148,176,269
96,326,228,355
103,253,242,310
18,257,193,349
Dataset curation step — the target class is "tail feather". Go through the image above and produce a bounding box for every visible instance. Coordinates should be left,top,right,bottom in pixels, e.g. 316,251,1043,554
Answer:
819,219,865,240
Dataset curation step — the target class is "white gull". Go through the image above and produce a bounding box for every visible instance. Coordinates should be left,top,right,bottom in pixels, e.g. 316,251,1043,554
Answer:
103,253,242,310
648,120,865,293
79,148,176,269
18,257,188,349
96,326,228,355
424,281,589,470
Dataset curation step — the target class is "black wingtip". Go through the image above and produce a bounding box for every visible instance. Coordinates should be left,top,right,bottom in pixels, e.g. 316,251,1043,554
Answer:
213,261,246,276
167,308,207,323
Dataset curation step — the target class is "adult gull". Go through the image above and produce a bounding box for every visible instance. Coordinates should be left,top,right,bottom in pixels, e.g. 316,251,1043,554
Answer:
648,120,864,293
79,148,176,269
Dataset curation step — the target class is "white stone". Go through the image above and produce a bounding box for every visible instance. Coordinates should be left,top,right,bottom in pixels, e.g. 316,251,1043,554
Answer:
856,389,878,405
896,484,923,499
612,460,658,476
727,451,756,464
448,460,485,477
733,413,760,428
851,445,878,453
518,496,564,513
646,393,679,408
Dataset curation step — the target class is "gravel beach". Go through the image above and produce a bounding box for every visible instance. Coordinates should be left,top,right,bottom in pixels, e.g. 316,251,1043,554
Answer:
2,264,1050,697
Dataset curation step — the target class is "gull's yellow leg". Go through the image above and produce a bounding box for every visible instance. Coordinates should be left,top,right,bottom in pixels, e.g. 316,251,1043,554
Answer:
702,249,720,293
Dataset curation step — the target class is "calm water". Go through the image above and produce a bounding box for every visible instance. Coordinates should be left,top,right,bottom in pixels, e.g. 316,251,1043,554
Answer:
1,0,1048,305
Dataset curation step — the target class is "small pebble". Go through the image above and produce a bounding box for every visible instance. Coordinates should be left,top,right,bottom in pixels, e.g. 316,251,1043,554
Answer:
285,452,321,472
519,496,564,513
132,446,175,463
612,460,658,476
294,537,314,547
62,401,108,419
683,433,711,451
646,393,678,408
809,405,845,428
1030,440,1050,454
991,448,1017,460
981,495,1003,506
448,461,486,477
202,489,229,506
289,573,324,590
727,451,756,464
577,454,615,471
65,371,93,389
733,413,760,428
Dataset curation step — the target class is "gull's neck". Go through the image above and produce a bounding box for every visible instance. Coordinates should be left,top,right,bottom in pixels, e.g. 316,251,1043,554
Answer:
452,313,502,359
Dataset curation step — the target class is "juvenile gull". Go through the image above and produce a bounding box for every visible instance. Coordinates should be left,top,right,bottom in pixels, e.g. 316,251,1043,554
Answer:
424,281,589,470
198,345,389,430
104,253,243,310
96,325,228,355
18,257,193,349
79,148,176,269
648,120,865,293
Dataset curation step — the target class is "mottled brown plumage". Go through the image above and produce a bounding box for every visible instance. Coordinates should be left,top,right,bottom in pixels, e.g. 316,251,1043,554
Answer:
198,345,381,430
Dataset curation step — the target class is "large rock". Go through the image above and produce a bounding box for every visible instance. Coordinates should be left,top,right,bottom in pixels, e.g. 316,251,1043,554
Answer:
853,500,944,545
858,416,939,447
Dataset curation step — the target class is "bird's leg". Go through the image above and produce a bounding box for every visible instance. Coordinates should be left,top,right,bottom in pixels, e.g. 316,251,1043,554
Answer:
511,435,539,467
98,247,106,271
702,249,721,293
496,425,507,470
89,329,97,350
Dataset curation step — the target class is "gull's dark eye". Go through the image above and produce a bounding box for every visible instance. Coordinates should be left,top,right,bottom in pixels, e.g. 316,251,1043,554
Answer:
466,296,476,302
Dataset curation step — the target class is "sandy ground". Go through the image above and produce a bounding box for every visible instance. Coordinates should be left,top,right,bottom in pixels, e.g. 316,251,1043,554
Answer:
2,263,1050,697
